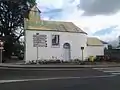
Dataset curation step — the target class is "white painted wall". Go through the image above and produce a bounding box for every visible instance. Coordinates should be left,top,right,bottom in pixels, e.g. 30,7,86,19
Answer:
25,30,87,62
87,46,104,58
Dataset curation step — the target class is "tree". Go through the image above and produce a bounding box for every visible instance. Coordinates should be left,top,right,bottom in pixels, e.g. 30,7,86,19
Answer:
0,0,35,59
108,44,113,50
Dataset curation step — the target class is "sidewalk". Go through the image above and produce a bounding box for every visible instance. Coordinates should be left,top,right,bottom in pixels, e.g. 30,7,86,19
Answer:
0,62,120,68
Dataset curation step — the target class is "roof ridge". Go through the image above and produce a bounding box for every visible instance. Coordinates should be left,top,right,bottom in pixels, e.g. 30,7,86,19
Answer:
26,6,87,34
88,37,99,38
42,20,72,23
30,5,41,13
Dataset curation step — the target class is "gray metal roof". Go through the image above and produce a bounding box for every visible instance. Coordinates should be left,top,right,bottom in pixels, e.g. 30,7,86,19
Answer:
25,6,87,34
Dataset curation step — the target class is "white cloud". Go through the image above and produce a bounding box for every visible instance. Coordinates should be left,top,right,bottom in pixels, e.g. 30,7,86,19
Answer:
36,0,120,41
97,26,120,41
79,0,120,16
36,0,63,9
72,12,120,35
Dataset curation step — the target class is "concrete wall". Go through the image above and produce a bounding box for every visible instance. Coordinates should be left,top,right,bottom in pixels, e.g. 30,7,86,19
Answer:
87,46,104,57
25,30,87,62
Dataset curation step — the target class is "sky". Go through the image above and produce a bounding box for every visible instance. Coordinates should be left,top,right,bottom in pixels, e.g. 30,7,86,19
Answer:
36,0,120,43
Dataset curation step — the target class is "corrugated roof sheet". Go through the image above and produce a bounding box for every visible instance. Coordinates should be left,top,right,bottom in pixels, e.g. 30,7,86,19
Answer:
25,6,87,34
87,37,103,46
26,20,86,33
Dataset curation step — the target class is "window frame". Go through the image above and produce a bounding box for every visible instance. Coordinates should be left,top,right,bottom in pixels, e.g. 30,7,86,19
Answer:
51,34,60,48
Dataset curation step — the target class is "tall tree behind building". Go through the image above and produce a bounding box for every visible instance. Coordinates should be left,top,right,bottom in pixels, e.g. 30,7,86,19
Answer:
0,0,35,59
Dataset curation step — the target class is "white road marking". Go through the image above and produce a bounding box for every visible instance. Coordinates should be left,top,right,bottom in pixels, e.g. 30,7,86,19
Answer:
103,71,120,73
0,67,84,71
93,67,120,70
93,67,120,75
111,73,120,75
94,67,120,70
93,68,107,70
0,80,25,83
0,75,116,84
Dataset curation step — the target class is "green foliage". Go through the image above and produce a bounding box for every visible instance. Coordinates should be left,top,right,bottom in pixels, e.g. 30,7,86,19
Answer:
108,44,113,50
0,0,35,58
28,0,36,5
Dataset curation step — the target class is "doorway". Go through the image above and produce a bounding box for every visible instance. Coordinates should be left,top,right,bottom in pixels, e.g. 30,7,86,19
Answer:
63,43,71,61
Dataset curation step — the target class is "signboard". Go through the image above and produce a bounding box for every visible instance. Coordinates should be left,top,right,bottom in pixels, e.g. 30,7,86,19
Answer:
0,40,4,50
81,47,84,50
0,47,4,49
33,33,47,47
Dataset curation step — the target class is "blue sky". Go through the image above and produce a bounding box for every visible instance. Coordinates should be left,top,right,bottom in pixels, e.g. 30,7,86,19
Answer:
36,0,120,42
93,25,118,36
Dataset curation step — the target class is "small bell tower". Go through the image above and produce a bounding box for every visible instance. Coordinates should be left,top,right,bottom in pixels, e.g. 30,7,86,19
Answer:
24,4,41,29
28,4,41,22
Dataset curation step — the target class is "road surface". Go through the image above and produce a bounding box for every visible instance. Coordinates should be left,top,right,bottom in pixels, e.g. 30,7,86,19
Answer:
0,67,120,90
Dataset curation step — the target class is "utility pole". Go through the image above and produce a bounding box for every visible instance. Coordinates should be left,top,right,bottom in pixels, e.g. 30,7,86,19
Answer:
36,46,39,61
0,40,4,63
81,47,84,64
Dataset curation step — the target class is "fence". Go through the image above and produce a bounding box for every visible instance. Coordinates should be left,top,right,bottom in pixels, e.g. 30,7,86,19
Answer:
104,49,120,61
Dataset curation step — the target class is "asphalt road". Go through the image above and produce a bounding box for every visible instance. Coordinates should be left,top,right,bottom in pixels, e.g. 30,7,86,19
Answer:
0,68,107,80
0,67,120,90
